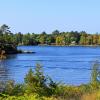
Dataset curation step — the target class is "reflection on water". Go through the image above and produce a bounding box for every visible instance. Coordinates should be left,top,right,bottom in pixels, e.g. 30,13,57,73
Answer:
0,60,9,81
0,46,100,85
7,54,18,59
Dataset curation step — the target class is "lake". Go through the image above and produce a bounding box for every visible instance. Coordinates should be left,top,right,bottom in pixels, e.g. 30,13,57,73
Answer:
0,46,100,85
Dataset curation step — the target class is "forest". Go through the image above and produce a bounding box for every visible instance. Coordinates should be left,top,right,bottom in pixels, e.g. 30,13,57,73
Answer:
0,24,100,46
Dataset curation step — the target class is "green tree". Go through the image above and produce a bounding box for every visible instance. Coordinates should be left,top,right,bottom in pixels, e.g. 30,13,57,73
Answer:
93,34,98,45
24,63,57,96
14,32,23,45
80,31,87,45
24,64,47,95
91,61,100,84
39,32,47,44
56,36,65,45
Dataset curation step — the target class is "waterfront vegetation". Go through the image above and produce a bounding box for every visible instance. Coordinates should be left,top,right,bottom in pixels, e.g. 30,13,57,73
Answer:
0,62,100,100
1,24,100,47
0,24,17,59
1,24,100,58
1,24,100,99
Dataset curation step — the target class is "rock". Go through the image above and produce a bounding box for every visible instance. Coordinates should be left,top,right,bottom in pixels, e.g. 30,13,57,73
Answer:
18,50,35,54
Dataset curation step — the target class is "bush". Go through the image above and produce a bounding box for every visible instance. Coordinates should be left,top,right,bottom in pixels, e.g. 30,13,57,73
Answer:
0,80,24,96
24,63,58,96
1,62,100,100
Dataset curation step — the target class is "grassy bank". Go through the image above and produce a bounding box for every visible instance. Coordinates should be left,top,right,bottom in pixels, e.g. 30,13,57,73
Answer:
0,62,100,100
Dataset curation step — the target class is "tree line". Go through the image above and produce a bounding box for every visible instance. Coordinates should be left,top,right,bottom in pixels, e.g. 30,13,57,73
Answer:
0,24,100,46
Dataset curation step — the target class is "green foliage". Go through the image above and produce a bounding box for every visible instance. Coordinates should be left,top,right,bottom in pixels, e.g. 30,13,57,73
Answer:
1,24,100,46
1,80,24,96
0,94,41,100
1,62,100,100
0,24,17,57
91,61,100,83
24,63,57,96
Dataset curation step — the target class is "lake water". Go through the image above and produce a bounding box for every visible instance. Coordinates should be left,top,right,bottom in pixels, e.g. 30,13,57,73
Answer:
0,46,100,85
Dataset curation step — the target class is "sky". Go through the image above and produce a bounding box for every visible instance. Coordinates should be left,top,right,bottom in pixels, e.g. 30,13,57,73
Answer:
0,0,100,34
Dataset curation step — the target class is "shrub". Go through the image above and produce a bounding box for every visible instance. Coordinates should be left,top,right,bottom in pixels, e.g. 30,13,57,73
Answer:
24,63,58,96
1,62,100,100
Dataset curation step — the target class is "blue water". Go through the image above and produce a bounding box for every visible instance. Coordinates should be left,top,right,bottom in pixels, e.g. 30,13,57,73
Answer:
0,46,100,85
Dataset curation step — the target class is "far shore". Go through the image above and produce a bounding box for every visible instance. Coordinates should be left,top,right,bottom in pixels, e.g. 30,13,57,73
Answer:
18,44,100,47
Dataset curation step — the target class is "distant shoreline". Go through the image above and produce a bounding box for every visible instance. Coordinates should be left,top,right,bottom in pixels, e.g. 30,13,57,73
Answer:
18,44,100,47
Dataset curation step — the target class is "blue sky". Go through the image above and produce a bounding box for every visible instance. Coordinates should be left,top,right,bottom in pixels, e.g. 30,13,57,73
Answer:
0,0,100,33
